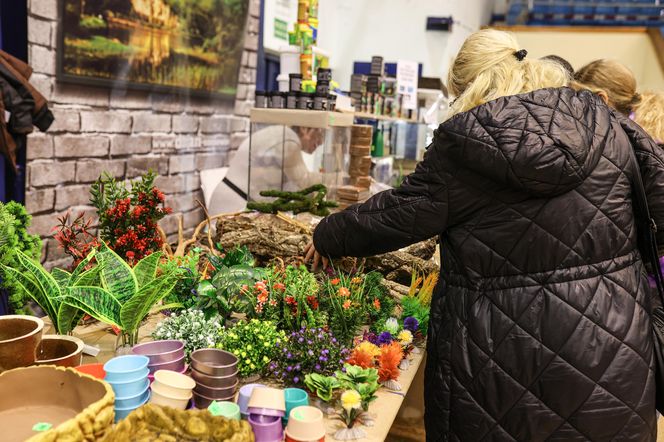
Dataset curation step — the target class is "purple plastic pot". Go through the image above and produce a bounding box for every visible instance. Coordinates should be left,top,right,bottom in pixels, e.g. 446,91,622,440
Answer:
191,366,238,389
132,340,184,364
148,363,187,383
237,384,266,418
249,413,284,442
194,378,239,399
247,406,286,418
193,390,235,409
147,354,185,375
190,349,238,376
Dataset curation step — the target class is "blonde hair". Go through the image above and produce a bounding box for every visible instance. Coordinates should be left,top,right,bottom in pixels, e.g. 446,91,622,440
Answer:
574,59,641,115
634,92,664,142
447,29,570,117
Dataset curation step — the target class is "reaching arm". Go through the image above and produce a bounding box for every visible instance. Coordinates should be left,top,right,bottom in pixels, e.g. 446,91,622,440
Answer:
313,144,449,259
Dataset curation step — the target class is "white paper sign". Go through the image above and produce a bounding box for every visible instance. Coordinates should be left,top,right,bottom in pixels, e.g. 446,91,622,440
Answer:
263,0,298,53
396,60,419,110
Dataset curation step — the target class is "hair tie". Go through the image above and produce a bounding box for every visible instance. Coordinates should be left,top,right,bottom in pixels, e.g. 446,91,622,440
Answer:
514,49,528,61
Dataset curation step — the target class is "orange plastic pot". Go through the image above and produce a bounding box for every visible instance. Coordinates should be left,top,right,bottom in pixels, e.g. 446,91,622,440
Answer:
75,363,106,379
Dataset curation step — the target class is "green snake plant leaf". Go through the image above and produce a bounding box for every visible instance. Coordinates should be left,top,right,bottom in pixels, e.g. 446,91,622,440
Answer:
1,263,59,330
62,286,122,328
120,271,179,334
69,249,96,283
133,252,162,289
56,302,84,335
51,268,72,290
96,242,137,302
71,266,101,287
15,251,60,321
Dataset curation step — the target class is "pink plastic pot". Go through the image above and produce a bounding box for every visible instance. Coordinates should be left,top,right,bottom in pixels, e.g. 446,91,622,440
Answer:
147,354,185,375
132,340,184,364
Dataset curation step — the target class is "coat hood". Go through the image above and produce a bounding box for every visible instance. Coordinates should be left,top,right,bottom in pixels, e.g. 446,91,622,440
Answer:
438,88,612,197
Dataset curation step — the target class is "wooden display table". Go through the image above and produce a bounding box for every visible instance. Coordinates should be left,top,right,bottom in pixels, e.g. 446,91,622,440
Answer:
44,316,426,441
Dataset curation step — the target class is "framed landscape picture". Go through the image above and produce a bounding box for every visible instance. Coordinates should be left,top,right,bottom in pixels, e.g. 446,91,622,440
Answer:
58,0,249,98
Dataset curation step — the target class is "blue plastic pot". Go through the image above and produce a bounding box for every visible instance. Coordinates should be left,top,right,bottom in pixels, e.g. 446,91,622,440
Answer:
115,384,150,409
114,393,150,422
104,355,149,382
108,376,150,398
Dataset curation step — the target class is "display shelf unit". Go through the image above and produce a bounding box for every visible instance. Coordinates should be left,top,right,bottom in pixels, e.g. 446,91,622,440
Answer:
354,112,418,124
250,108,354,128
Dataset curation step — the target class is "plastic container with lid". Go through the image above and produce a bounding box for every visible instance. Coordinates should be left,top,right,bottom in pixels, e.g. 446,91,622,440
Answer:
255,91,267,108
289,73,303,93
297,92,313,110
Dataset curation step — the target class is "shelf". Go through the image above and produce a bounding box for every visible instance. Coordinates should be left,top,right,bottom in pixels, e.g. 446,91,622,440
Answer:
250,108,354,128
354,112,419,124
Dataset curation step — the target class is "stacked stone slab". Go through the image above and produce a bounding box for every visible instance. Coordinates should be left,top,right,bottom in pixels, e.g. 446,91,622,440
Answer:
339,124,373,207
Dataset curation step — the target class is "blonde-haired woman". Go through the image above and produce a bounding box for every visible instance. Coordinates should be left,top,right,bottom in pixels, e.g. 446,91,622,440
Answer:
575,59,642,115
635,92,664,144
307,28,664,440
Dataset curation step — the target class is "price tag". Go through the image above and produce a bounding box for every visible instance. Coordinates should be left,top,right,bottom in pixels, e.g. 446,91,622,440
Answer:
32,422,52,432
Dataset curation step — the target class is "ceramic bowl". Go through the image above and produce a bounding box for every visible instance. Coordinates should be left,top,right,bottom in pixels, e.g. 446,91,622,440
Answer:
35,335,84,367
283,388,309,424
131,340,184,364
194,378,238,399
149,386,191,410
285,406,325,441
147,354,186,375
190,348,238,376
75,363,105,379
191,367,238,389
107,376,150,398
115,385,150,409
114,393,149,422
237,384,266,417
247,387,286,412
193,390,235,409
249,413,283,442
0,315,44,372
210,401,241,420
152,369,195,398
104,355,149,382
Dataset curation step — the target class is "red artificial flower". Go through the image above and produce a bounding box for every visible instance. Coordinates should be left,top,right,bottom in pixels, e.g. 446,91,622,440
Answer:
285,296,297,306
273,282,286,292
343,299,352,310
331,278,340,286
306,295,319,310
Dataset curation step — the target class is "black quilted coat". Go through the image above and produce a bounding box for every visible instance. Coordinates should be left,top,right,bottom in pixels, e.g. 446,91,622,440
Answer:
314,88,664,441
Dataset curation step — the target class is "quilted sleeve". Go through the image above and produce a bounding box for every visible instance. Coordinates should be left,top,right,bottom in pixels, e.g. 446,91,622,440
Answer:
313,145,448,258
636,149,664,246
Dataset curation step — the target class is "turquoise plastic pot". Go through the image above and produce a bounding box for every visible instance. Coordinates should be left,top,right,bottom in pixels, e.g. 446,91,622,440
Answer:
115,384,150,409
283,388,309,424
108,376,150,398
104,355,149,382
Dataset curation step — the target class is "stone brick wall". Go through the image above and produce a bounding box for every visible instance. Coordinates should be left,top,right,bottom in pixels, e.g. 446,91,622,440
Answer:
25,0,259,269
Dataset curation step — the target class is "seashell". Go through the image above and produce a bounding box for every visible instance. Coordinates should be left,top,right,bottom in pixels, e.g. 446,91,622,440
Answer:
382,379,402,391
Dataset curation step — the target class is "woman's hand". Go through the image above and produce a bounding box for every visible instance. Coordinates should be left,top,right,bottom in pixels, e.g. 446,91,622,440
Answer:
304,241,329,271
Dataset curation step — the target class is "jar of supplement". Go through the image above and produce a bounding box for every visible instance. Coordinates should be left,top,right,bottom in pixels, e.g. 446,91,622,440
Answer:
328,94,337,111
313,93,327,110
289,73,302,93
298,92,313,110
271,92,285,109
287,92,299,109
255,91,267,108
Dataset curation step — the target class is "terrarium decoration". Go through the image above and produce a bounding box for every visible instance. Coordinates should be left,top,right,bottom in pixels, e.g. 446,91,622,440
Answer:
247,184,338,216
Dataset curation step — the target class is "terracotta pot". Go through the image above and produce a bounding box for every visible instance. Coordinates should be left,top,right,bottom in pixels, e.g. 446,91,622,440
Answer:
147,354,185,374
191,366,238,389
0,365,114,442
35,335,84,367
75,363,106,380
192,390,235,409
285,406,325,441
0,315,44,372
190,348,238,376
194,378,239,399
132,340,184,364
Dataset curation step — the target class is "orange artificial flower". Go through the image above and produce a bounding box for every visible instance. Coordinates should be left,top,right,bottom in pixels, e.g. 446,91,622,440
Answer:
343,299,352,310
373,298,381,310
338,287,350,297
351,277,363,284
378,341,403,382
331,278,341,286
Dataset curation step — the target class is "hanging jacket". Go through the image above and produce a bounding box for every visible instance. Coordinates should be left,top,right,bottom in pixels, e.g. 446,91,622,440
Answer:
313,87,664,441
0,49,53,170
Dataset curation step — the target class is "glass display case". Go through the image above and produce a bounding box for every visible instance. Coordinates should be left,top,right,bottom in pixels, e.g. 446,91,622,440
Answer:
247,109,353,202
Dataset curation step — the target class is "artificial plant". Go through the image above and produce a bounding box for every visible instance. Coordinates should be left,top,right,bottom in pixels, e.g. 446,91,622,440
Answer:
246,184,338,216
304,373,341,402
0,201,42,314
161,249,201,311
53,212,100,270
217,319,285,378
320,271,371,346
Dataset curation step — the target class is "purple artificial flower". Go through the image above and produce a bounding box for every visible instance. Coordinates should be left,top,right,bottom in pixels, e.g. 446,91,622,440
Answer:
286,366,293,372
404,316,419,333
295,364,301,371
377,331,393,345
293,376,299,383
363,330,378,345
287,352,292,359
315,364,321,371
298,337,304,343
307,340,313,345
308,349,314,356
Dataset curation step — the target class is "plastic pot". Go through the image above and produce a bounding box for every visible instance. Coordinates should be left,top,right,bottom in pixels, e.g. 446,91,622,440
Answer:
131,340,184,364
284,388,309,424
152,369,195,398
190,348,238,376
147,354,185,374
115,386,150,409
35,335,84,367
248,387,286,413
115,394,149,422
193,390,235,409
237,383,266,417
75,363,105,379
285,406,325,441
249,413,284,442
191,366,238,388
0,315,44,372
209,401,241,420
104,355,149,382
194,378,239,399
107,376,150,398
149,384,191,410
